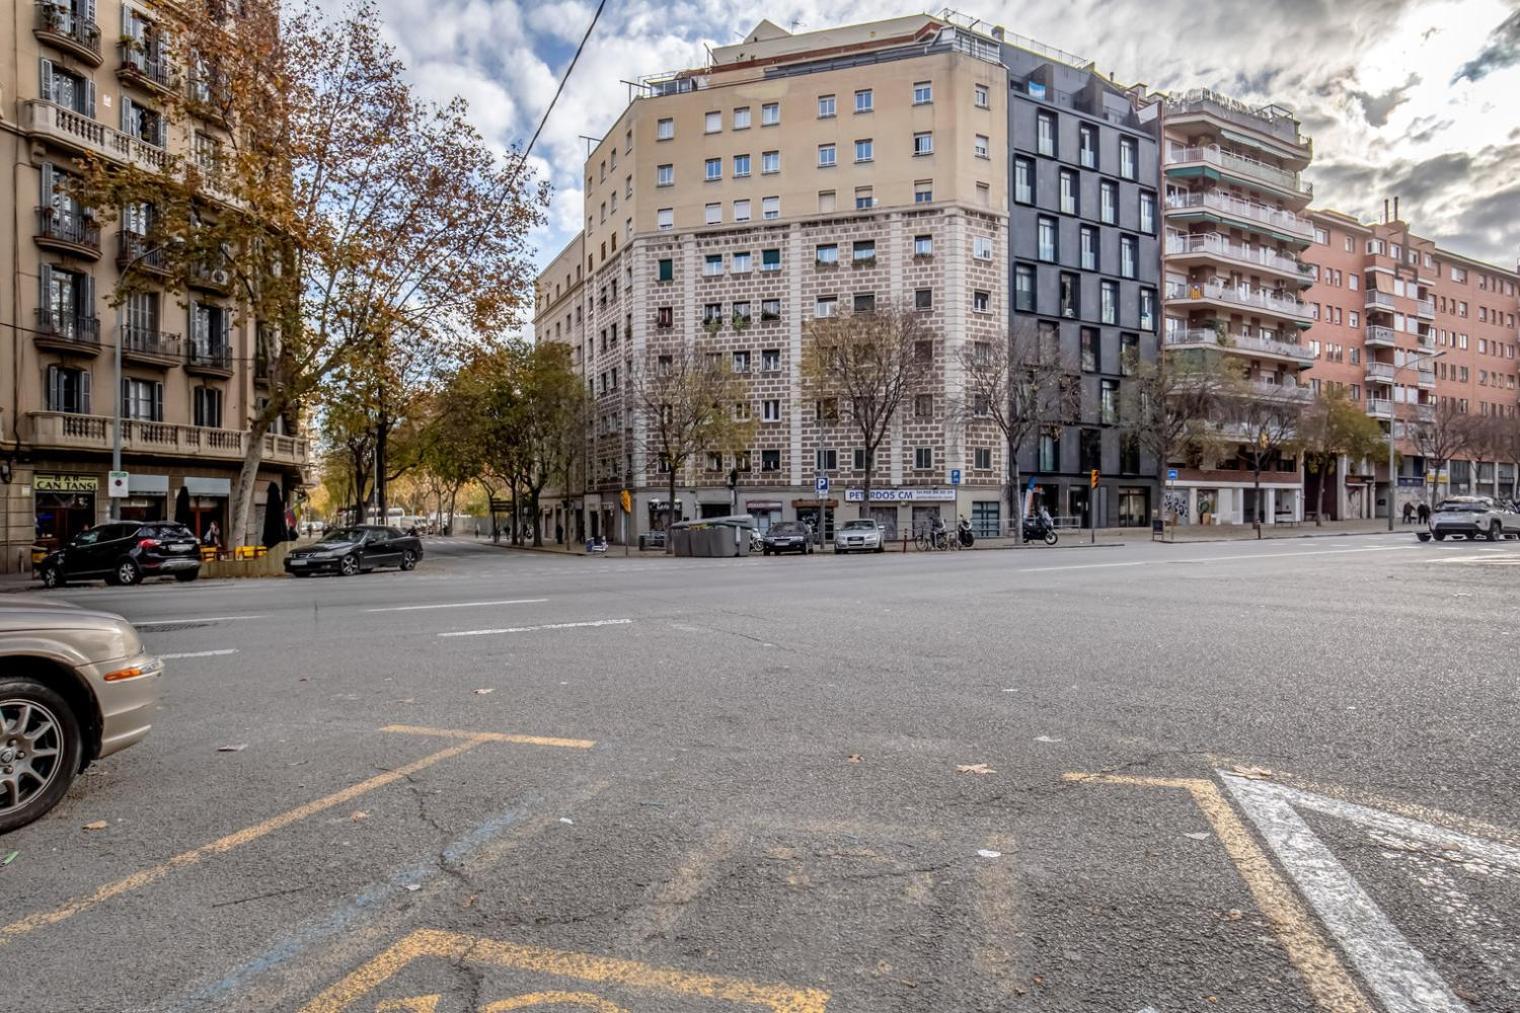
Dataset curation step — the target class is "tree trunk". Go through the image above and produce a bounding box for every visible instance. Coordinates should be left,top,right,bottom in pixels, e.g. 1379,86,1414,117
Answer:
229,414,272,550
1315,455,1329,526
667,469,678,555
1253,461,1263,539
860,446,873,520
375,397,389,524
1010,441,1023,544
530,485,543,547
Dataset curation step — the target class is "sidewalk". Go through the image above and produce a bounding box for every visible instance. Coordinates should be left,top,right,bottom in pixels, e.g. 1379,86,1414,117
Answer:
1018,517,1402,546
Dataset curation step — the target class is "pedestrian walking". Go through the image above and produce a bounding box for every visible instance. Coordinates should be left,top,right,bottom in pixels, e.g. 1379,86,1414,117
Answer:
1402,502,1415,525
1417,502,1430,525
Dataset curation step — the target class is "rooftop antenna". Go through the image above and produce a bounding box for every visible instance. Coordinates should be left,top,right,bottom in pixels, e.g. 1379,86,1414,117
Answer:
578,134,598,156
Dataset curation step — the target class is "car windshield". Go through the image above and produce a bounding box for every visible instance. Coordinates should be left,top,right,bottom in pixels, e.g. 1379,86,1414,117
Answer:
841,521,875,530
770,524,802,534
319,528,366,543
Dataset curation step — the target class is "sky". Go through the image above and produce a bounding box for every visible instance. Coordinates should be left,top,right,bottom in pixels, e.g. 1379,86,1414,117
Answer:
365,0,1520,278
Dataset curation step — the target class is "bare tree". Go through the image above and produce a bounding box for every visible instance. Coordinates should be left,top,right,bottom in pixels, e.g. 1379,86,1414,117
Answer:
1406,400,1483,509
1471,413,1520,502
803,303,935,517
958,319,1080,536
629,344,754,551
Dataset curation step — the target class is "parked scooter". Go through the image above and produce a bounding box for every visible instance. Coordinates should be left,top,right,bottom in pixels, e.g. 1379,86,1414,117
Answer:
1021,515,1059,546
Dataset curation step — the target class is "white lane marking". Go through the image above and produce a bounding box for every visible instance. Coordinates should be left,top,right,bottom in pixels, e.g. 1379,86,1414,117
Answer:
366,598,548,613
160,649,240,660
135,615,267,626
1020,561,1148,574
1222,773,1492,1013
1176,545,1414,564
439,619,633,638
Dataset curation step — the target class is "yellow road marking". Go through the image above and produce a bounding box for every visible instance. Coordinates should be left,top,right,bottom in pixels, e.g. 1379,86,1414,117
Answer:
299,928,830,1013
0,739,485,949
380,724,596,750
1064,773,1374,1013
484,992,627,1011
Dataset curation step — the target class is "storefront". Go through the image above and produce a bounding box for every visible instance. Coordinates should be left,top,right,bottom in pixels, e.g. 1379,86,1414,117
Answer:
744,500,783,533
845,487,957,540
183,477,230,545
33,473,98,551
120,474,169,523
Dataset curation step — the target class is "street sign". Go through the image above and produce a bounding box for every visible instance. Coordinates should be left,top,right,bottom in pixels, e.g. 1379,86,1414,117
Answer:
1090,469,1100,489
815,474,829,495
107,471,129,498
949,469,961,486
1167,468,1179,482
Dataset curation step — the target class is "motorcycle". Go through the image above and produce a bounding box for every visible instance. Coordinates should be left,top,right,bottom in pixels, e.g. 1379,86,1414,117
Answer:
957,525,975,547
1021,515,1059,546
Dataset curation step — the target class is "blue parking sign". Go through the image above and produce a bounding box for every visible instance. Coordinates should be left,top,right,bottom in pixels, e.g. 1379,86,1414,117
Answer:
949,469,961,486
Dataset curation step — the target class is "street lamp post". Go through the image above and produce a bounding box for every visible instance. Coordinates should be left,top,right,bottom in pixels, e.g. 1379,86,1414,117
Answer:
1386,349,1443,532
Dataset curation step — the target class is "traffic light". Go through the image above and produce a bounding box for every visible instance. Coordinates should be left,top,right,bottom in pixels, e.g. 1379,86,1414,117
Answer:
1090,469,1100,489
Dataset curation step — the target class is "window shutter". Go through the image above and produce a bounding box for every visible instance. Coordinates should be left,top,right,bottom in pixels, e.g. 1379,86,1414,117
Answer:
38,264,53,322
39,59,54,103
84,79,95,118
47,365,61,412
81,273,95,321
120,94,133,134
85,0,96,24
218,308,230,350
194,387,205,427
153,381,164,422
121,377,130,420
120,2,133,39
39,161,55,207
80,368,92,415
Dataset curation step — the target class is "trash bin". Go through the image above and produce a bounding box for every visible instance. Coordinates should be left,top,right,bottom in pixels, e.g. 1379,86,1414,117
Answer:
669,515,753,557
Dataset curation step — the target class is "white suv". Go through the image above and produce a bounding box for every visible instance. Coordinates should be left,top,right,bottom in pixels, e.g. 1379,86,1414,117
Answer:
1428,496,1520,541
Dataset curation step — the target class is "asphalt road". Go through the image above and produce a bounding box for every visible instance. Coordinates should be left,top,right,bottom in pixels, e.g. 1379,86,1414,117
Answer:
3,532,1518,1012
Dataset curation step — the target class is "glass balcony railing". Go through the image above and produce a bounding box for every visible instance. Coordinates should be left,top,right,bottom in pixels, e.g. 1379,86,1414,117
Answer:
1164,145,1312,197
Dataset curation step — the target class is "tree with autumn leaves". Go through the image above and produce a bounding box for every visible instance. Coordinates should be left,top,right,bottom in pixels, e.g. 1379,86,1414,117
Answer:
71,0,546,545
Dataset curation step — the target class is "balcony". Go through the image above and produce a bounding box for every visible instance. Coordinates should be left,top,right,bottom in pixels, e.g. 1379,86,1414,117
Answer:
1365,362,1397,383
186,341,234,377
1164,145,1312,200
34,308,101,354
117,43,175,94
21,100,167,175
34,2,102,65
1366,398,1393,420
1164,328,1315,367
189,261,233,293
1164,233,1306,280
1165,280,1313,323
26,412,311,468
122,326,183,368
117,232,170,276
1162,90,1310,158
1250,380,1315,402
1365,325,1397,347
1416,367,1436,389
1415,298,1435,319
1163,190,1315,242
1365,290,1397,310
35,207,101,258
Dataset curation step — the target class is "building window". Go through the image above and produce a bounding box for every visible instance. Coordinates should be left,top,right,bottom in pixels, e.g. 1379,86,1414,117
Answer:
1101,379,1119,424
914,180,934,203
733,106,751,130
1060,273,1080,319
1080,428,1102,472
762,102,779,126
734,199,751,223
45,365,90,414
974,448,993,470
818,143,836,167
761,248,781,271
733,153,751,177
818,94,836,118
1120,332,1139,376
972,236,993,260
761,150,780,174
1080,327,1100,373
1039,430,1060,472
855,138,873,162
762,301,781,323
762,196,779,220
1078,124,1097,169
913,132,934,156
817,448,839,470
855,89,873,113
704,157,722,181
1120,436,1141,476
657,117,674,140
762,347,781,369
657,208,673,230
732,250,753,273
913,81,932,104
974,133,989,159
973,290,990,313
762,398,780,421
1120,235,1138,279
914,447,933,470
703,303,723,325
1080,225,1098,272
705,204,722,225
914,234,933,257
1037,216,1058,262
855,187,874,209
1119,137,1138,180
915,394,934,420
818,190,836,213
1100,280,1118,324
761,449,781,471
1014,156,1034,204
1059,168,1078,215
816,243,839,265
1139,287,1156,331
193,386,223,428
704,253,723,276
705,110,721,133
121,377,164,422
1036,111,1057,156
1139,190,1156,234
1100,180,1117,225
915,288,933,310
853,240,876,263
815,296,837,317
977,181,991,206
1015,263,1036,312
974,84,989,108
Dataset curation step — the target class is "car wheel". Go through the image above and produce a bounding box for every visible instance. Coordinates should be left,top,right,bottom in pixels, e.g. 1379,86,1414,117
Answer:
875,544,884,553
400,550,417,571
115,560,142,587
1434,532,1446,541
0,678,84,834
174,570,199,583
1487,522,1501,542
38,565,62,589
339,554,360,577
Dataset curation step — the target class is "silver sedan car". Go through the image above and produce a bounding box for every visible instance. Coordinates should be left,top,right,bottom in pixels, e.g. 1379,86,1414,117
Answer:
834,518,887,554
1,601,162,833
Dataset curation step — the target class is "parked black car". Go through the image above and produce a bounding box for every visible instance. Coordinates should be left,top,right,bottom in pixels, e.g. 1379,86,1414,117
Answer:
284,525,423,577
37,521,202,588
760,521,813,555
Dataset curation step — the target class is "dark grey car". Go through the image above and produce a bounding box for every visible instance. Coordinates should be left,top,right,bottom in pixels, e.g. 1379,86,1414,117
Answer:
761,521,813,556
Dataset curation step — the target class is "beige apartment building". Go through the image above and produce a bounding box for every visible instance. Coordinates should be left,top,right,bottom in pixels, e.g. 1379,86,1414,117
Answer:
535,15,1010,544
1,0,308,572
1159,89,1317,526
